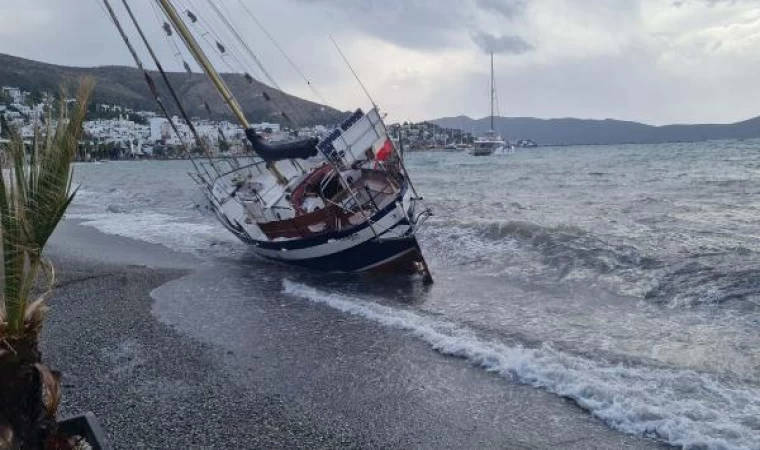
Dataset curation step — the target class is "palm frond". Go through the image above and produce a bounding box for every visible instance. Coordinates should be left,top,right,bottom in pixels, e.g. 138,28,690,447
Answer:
35,363,62,419
0,77,94,339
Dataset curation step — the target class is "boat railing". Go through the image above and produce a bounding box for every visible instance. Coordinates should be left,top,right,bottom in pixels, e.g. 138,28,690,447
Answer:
203,158,268,180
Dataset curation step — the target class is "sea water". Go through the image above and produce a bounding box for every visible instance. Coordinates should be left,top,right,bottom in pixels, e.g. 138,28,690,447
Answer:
69,140,760,449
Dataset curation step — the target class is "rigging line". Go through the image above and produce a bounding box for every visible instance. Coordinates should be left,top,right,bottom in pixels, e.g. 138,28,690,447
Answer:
184,0,256,77
149,0,190,70
202,0,279,92
157,0,293,185
174,0,245,75
98,0,212,183
155,0,251,129
321,25,424,205
200,0,309,129
175,0,307,128
496,92,501,118
119,0,221,178
204,0,309,128
171,0,274,128
324,32,424,203
329,34,377,110
180,0,308,130
150,1,258,158
236,0,330,107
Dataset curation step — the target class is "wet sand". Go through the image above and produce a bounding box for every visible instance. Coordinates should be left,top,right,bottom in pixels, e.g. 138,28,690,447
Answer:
41,220,667,449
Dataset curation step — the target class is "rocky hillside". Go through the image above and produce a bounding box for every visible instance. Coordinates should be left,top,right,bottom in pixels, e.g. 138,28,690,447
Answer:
0,53,345,125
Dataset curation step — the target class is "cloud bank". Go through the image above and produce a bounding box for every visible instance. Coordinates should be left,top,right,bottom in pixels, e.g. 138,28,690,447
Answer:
1,0,760,125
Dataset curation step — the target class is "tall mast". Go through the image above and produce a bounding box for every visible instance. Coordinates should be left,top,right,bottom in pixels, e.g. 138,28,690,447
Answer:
113,0,217,178
156,0,248,128
490,52,494,134
156,0,287,184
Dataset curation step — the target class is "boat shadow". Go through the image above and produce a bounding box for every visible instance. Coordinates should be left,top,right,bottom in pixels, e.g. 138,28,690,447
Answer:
233,251,434,306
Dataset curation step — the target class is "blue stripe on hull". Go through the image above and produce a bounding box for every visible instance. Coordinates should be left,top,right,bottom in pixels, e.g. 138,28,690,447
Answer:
256,236,420,273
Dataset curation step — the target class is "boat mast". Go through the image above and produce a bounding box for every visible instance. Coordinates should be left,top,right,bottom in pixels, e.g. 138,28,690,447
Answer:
155,0,286,183
490,51,494,135
100,0,213,182
156,0,247,127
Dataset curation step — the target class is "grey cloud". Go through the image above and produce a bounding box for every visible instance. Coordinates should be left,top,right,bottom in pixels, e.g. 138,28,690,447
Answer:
673,0,741,6
471,31,533,55
292,0,481,50
6,0,759,125
475,0,525,17
293,0,533,53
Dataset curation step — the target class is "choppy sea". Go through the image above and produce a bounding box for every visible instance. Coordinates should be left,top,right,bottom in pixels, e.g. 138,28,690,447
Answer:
69,140,760,449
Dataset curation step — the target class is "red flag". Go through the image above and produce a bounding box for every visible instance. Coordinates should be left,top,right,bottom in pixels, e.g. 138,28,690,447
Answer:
376,139,393,161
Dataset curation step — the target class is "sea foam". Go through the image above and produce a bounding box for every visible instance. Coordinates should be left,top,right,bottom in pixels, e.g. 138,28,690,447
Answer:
283,280,760,450
68,212,241,256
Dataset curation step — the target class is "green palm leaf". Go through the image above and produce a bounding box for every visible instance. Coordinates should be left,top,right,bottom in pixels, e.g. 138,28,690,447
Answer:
0,78,94,338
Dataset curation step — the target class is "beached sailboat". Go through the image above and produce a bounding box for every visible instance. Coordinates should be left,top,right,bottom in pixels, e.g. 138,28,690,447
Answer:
469,52,509,156
102,0,433,281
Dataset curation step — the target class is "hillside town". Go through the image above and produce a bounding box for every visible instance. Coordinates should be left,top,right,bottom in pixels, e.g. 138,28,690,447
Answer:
389,122,476,150
0,84,534,159
0,85,332,161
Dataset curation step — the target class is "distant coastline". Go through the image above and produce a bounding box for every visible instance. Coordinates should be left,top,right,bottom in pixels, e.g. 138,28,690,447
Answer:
3,51,759,149
431,115,760,147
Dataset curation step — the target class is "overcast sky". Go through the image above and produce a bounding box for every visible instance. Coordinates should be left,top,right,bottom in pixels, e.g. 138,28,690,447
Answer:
1,0,760,124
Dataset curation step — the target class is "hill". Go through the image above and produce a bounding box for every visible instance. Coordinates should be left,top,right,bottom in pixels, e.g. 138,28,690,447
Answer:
431,115,760,146
0,53,345,125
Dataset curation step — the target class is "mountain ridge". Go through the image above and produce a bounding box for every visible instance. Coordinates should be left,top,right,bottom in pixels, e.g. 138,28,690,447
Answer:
431,114,760,146
0,53,346,125
4,52,760,144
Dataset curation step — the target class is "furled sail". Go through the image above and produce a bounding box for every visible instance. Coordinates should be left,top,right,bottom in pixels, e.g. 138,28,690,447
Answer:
244,128,319,162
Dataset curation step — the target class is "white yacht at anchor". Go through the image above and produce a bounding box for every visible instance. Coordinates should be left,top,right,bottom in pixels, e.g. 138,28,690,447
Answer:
470,133,507,156
469,52,510,157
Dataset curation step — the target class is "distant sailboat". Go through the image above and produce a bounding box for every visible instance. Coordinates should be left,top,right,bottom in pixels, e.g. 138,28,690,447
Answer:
469,52,509,156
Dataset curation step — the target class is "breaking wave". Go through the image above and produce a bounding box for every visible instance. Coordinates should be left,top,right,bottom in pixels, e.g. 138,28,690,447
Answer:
284,280,760,450
67,211,241,257
421,219,659,296
427,219,656,271
423,218,760,307
645,261,760,308
69,187,242,258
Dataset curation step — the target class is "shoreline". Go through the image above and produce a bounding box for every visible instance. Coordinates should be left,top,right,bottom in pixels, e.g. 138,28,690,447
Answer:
42,220,668,449
44,232,362,448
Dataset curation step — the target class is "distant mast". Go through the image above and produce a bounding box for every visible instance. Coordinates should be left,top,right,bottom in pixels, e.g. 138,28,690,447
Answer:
489,52,495,136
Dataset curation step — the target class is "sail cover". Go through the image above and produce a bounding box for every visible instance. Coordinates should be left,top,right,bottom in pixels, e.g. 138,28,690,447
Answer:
245,128,319,162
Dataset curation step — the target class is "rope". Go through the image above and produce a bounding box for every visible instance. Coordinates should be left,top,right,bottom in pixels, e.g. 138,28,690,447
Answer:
149,0,192,73
329,34,378,109
173,0,308,128
98,0,212,183
202,0,311,128
120,0,221,177
236,0,331,107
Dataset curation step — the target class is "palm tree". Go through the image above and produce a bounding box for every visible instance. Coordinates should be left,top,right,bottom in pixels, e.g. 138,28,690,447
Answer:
0,78,94,449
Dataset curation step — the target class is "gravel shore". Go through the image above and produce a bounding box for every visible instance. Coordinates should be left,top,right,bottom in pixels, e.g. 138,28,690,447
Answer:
42,257,364,449
40,222,667,449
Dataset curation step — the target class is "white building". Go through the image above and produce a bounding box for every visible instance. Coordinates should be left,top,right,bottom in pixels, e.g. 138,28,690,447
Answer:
149,117,171,143
148,116,246,154
136,110,157,120
250,122,280,133
2,87,26,105
84,117,149,145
